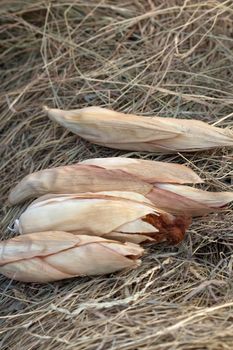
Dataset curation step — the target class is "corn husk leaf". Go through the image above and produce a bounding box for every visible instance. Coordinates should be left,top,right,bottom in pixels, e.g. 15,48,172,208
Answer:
149,184,233,216
157,184,233,207
80,157,203,184
0,232,143,282
44,106,233,153
9,157,232,216
104,232,155,244
15,192,190,245
8,163,153,205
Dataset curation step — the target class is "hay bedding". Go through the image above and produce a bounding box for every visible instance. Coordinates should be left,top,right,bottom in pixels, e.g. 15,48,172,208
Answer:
0,0,233,348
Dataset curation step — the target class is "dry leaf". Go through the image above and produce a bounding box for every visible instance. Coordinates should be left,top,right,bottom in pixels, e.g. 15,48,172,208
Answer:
80,157,203,184
8,163,152,205
0,232,143,282
14,192,190,245
147,185,233,217
44,106,233,152
9,158,233,216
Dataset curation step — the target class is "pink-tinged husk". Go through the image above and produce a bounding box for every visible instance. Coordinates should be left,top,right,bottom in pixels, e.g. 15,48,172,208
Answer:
44,106,233,153
104,232,155,244
0,232,144,283
8,157,232,216
156,184,233,207
8,163,153,205
15,192,190,245
149,184,233,216
50,187,232,217
80,157,203,184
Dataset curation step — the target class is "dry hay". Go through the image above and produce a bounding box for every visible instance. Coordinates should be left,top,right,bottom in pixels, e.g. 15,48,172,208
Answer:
0,1,233,349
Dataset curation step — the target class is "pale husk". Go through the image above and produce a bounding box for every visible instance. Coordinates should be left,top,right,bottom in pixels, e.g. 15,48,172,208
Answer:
80,157,203,184
0,231,143,282
44,106,233,152
15,192,190,245
147,185,233,216
8,162,153,205
8,158,232,216
156,184,233,208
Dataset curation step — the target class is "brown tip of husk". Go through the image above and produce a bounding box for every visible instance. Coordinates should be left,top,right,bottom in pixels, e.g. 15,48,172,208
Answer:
143,213,191,245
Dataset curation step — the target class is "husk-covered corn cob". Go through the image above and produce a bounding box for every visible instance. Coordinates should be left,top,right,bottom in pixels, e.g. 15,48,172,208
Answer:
80,157,203,184
83,158,233,215
0,232,143,282
44,106,233,153
8,163,153,205
9,157,233,216
14,192,190,244
8,157,202,204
